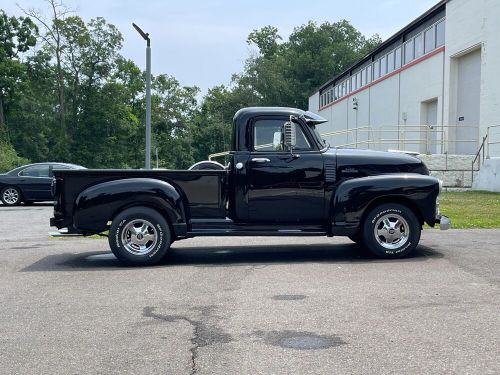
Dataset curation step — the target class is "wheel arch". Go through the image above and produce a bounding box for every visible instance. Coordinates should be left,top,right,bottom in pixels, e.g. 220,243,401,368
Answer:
108,203,176,237
73,178,188,236
361,195,424,227
330,174,439,235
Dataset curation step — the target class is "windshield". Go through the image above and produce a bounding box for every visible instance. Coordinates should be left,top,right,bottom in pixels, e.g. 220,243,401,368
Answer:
308,124,327,148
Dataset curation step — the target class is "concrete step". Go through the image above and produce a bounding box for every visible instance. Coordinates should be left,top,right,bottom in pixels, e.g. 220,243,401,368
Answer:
416,154,477,188
417,154,476,171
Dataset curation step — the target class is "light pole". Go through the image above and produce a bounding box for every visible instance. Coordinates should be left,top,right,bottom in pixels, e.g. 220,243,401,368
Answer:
132,22,151,169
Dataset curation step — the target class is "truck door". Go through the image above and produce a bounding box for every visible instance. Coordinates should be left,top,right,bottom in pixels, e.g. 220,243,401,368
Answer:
246,117,324,223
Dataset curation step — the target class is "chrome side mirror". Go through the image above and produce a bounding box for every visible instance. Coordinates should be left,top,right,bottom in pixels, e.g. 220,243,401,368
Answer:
283,119,296,151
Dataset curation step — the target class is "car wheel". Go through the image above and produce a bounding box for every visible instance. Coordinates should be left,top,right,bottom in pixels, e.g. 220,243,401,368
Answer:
1,186,22,206
109,206,172,266
362,203,421,258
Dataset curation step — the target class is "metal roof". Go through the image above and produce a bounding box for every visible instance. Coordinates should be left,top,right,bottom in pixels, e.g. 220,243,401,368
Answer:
315,0,448,94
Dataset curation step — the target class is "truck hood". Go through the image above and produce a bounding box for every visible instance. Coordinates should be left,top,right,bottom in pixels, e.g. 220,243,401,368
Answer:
326,148,429,178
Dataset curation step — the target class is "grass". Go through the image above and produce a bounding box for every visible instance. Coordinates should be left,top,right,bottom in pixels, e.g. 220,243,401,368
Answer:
438,191,500,228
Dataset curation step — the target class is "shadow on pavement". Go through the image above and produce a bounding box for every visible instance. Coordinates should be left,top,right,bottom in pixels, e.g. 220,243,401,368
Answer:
0,202,53,209
20,242,443,272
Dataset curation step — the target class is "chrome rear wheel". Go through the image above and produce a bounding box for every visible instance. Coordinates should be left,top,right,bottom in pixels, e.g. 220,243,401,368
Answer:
109,206,172,266
121,219,158,256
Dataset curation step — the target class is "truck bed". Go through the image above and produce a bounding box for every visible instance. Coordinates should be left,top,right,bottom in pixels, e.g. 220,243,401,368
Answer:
53,169,228,229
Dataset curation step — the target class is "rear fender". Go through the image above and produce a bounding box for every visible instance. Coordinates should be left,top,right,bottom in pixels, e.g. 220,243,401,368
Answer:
73,178,187,235
330,174,440,234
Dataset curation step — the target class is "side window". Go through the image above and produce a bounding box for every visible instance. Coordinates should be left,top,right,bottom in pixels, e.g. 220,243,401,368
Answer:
20,165,50,177
253,119,284,151
253,119,311,152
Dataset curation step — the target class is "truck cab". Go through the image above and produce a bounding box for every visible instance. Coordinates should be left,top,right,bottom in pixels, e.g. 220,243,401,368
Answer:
51,107,450,266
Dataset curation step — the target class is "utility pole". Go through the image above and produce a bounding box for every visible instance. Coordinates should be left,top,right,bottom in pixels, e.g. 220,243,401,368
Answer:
132,23,152,169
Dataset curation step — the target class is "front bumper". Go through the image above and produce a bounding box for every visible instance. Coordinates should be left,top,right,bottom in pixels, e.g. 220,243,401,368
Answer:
436,214,451,230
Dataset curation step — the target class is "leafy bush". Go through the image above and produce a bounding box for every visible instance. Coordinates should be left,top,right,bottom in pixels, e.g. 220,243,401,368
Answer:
0,142,29,173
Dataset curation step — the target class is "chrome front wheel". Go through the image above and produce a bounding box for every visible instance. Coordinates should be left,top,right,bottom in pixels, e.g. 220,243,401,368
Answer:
363,204,421,258
373,213,409,250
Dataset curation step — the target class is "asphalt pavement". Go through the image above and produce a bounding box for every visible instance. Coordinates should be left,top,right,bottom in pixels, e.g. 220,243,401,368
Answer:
0,204,499,374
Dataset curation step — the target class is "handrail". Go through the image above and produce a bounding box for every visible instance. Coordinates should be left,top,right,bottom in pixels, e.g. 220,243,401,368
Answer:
486,125,500,158
472,135,488,183
208,124,495,163
321,124,479,154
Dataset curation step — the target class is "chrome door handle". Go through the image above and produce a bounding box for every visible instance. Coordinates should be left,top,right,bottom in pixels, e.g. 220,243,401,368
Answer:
251,158,270,163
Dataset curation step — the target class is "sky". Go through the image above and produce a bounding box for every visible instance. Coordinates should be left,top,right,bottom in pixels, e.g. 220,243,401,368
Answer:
4,0,440,96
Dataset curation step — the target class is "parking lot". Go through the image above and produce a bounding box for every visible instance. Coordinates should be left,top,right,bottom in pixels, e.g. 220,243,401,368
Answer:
0,205,499,374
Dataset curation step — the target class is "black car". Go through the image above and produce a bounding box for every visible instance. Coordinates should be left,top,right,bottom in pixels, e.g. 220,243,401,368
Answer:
0,163,85,206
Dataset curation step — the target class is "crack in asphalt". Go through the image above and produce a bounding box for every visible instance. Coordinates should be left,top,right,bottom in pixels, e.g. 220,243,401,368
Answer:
142,306,232,375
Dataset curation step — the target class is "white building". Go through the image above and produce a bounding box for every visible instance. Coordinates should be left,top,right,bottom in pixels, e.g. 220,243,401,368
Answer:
308,0,500,158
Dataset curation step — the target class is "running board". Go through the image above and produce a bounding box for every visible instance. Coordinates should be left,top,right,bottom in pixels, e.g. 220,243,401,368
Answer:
188,218,327,236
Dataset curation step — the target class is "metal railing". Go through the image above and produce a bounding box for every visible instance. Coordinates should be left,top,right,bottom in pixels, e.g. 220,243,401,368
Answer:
472,135,488,183
486,125,500,159
208,124,494,163
322,124,480,155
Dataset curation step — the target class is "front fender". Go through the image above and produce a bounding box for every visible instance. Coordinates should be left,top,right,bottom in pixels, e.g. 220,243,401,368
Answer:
331,173,440,232
73,178,187,234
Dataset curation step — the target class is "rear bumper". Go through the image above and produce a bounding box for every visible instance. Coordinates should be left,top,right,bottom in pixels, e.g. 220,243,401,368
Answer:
436,214,451,230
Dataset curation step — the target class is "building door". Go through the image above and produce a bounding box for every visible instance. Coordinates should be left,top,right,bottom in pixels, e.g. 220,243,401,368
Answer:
455,49,481,154
424,99,438,154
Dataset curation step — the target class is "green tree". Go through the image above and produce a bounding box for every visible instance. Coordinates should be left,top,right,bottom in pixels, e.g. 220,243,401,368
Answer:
0,141,29,173
193,20,381,158
22,0,73,159
242,20,382,109
0,10,37,136
151,74,199,169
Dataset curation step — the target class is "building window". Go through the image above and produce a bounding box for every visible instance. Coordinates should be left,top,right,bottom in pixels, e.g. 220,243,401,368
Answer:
436,19,445,47
387,51,395,72
404,39,414,64
380,55,388,75
395,47,402,69
424,27,435,53
415,33,424,58
366,66,372,83
373,60,380,79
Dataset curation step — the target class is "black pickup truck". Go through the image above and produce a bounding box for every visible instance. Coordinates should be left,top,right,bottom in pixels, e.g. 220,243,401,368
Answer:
51,107,450,265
